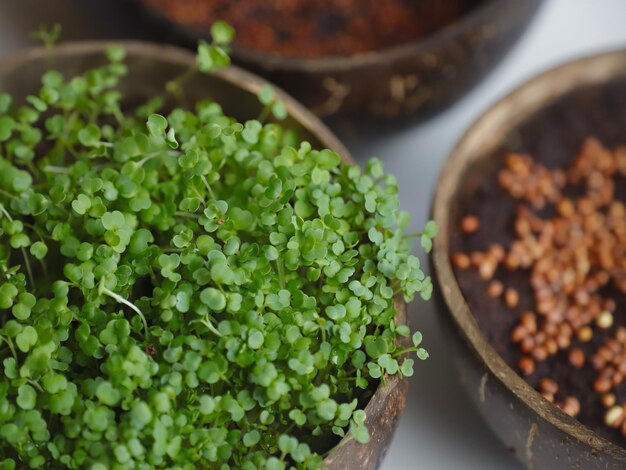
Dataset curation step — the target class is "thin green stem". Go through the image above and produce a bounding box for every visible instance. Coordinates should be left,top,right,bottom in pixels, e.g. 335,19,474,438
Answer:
136,150,179,167
0,204,13,221
257,105,271,123
63,144,81,161
283,422,296,435
164,67,198,99
393,347,418,357
0,188,15,200
112,106,125,125
191,187,204,199
88,106,99,125
23,222,52,241
174,212,200,219
0,335,17,360
55,110,79,157
26,161,42,183
403,232,424,238
161,247,185,253
100,285,148,338
200,176,216,200
27,378,44,393
43,165,70,174
21,247,35,288
193,317,222,338
275,256,286,289
0,205,33,286
335,376,357,383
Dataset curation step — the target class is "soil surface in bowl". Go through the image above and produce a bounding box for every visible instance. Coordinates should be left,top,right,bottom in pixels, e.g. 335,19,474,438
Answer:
450,78,626,446
140,0,483,58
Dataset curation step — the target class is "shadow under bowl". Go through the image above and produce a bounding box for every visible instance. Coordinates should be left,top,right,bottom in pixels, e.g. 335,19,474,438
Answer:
0,40,407,469
431,49,626,469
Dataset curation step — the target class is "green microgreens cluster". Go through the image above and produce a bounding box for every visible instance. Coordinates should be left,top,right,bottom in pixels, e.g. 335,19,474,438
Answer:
0,26,435,470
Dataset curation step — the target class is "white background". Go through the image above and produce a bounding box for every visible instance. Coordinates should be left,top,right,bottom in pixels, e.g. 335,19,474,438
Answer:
1,1,626,468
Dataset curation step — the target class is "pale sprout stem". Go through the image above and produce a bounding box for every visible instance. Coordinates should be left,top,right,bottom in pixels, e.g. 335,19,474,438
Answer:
100,286,149,337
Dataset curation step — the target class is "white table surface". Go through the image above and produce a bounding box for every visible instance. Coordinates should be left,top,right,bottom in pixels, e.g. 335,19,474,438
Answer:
1,1,626,468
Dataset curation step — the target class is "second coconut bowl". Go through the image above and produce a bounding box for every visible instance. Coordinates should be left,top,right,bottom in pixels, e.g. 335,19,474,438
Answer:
431,49,626,469
81,0,542,121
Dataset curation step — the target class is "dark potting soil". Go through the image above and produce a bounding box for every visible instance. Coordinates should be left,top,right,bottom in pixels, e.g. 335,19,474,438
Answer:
449,77,626,446
141,0,483,58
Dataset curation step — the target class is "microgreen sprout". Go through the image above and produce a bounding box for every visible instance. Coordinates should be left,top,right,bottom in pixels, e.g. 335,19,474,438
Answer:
0,27,435,469
30,24,62,51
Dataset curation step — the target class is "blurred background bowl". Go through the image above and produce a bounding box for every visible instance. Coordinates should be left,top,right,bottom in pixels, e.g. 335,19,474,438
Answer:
80,0,543,122
431,49,626,469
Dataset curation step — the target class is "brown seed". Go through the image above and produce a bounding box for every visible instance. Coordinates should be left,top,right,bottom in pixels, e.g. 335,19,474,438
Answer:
519,357,536,376
557,198,575,217
546,338,558,356
594,376,613,394
598,347,614,363
607,340,622,356
556,333,571,350
451,252,470,270
559,322,573,337
460,215,480,234
575,289,590,306
478,259,497,280
145,344,157,356
618,358,626,375
504,288,519,309
578,198,595,215
532,345,548,362
505,253,521,270
577,326,593,343
601,393,616,408
470,251,484,267
605,405,624,428
538,378,558,395
488,244,505,262
591,354,606,370
596,311,614,329
604,298,617,312
545,323,558,337
520,312,538,334
514,217,531,236
561,396,580,417
511,325,528,343
487,280,504,298
520,336,535,353
540,391,554,403
569,348,585,368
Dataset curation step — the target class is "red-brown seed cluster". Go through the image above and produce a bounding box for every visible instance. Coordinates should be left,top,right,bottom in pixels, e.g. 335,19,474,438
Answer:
460,215,480,234
591,328,626,395
497,153,565,209
453,138,626,436
595,329,626,436
487,280,504,299
537,378,580,417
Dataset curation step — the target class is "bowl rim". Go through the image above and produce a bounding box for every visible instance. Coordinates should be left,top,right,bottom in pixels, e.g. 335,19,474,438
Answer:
0,39,408,465
132,0,518,72
431,47,626,463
